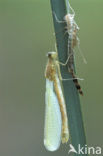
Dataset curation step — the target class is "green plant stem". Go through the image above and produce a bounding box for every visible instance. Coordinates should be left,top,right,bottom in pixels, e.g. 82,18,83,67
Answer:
50,0,87,155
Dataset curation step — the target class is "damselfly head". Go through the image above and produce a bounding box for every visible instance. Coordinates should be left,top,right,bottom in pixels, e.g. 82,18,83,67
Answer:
47,52,57,59
64,13,74,23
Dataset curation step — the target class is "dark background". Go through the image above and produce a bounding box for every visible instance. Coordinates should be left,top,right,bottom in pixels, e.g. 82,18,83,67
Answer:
0,0,103,155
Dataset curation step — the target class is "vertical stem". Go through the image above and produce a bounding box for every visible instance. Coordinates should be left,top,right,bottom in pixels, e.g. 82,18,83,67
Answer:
50,0,87,156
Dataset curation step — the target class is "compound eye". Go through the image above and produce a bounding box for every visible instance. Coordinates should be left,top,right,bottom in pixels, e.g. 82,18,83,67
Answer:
48,53,51,58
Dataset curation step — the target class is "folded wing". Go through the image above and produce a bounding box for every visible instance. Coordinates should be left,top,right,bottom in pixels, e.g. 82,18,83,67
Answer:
44,79,62,151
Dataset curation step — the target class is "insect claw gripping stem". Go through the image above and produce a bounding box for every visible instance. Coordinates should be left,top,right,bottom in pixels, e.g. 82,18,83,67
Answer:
53,11,65,23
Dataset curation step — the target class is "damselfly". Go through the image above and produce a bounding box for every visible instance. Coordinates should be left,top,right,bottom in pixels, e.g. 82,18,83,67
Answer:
44,52,69,151
53,7,85,95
